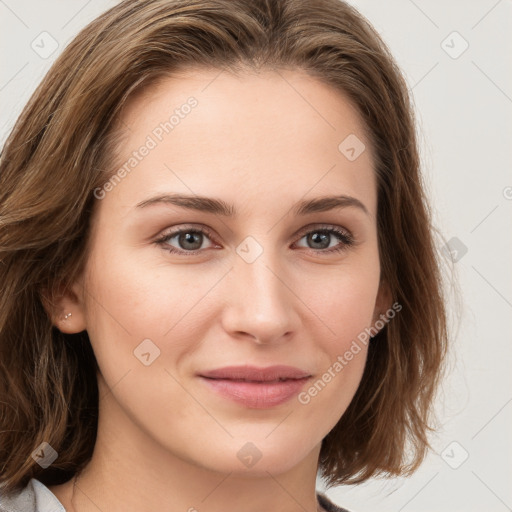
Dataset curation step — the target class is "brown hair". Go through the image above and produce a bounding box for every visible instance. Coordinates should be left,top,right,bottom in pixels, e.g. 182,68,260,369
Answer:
0,0,448,494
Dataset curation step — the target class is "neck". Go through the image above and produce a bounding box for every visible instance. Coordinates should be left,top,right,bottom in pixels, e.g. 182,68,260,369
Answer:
71,442,322,512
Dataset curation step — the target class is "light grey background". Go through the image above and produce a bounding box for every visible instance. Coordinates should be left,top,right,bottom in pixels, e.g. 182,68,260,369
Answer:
1,1,511,511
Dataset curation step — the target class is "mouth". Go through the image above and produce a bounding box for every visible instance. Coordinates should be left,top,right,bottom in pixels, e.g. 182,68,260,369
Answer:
198,365,312,409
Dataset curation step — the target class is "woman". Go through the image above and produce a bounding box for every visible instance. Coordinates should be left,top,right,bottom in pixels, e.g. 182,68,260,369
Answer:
0,0,448,511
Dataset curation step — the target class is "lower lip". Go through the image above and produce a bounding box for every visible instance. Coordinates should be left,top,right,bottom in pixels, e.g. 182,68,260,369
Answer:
200,377,310,409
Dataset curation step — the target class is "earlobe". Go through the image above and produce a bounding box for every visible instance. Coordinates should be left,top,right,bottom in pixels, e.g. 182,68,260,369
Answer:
40,280,87,334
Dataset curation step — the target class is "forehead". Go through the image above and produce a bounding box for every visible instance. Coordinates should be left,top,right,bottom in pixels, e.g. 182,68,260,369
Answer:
100,67,377,219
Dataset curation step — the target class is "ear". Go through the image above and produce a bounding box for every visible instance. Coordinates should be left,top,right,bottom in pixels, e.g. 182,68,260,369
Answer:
371,278,393,332
40,278,87,334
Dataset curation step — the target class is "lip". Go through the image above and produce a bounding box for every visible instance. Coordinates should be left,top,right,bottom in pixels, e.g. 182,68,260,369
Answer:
198,365,312,409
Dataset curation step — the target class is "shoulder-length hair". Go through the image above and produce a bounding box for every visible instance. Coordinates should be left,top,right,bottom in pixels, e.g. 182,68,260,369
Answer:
0,0,448,494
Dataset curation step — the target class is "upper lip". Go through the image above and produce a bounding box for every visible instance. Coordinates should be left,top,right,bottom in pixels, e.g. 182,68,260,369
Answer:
199,365,311,382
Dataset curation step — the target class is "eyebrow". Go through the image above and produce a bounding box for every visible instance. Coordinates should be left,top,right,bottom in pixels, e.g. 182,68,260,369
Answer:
135,193,369,217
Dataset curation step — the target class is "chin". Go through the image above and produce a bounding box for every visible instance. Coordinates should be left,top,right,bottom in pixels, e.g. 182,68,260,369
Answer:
182,430,319,477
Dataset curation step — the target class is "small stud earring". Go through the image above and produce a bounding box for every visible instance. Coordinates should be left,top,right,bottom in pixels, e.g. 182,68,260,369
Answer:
64,312,72,320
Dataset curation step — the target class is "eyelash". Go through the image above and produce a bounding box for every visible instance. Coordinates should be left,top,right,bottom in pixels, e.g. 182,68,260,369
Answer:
154,224,355,256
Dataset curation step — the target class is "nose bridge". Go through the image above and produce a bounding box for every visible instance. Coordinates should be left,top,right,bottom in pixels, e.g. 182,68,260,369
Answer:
221,241,298,343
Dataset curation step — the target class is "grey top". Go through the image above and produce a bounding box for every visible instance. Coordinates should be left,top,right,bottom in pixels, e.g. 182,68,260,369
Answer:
0,478,350,512
0,479,65,512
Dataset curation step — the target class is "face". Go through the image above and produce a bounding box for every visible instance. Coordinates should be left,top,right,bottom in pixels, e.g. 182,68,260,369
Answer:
66,68,387,477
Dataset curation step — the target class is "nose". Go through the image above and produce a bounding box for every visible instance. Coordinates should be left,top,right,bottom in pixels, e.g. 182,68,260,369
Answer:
220,252,300,345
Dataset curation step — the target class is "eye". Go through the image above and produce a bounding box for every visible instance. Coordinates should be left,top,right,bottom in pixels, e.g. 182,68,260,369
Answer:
294,225,354,254
155,225,217,254
155,224,355,256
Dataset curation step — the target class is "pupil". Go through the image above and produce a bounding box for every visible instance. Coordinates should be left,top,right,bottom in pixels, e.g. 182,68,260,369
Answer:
310,232,329,249
180,232,202,250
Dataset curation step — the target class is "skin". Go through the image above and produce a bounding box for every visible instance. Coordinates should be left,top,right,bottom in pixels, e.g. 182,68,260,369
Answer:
48,67,390,512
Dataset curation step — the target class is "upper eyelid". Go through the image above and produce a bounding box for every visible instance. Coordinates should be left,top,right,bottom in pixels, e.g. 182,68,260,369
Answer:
158,222,352,236
295,223,352,237
157,224,217,242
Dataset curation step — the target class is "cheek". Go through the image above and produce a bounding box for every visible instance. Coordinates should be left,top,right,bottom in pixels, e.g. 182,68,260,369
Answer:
81,247,217,429
80,238,233,403
83,238,222,340
303,258,381,344
295,276,375,428
295,259,379,405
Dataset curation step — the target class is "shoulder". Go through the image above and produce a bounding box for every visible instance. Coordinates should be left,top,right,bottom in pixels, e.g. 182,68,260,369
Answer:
0,479,65,512
317,491,353,512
